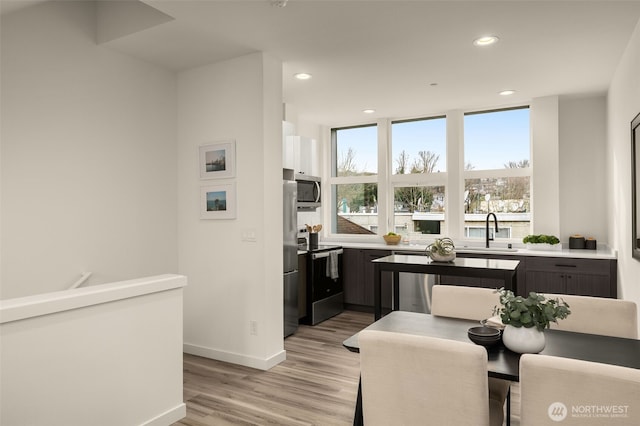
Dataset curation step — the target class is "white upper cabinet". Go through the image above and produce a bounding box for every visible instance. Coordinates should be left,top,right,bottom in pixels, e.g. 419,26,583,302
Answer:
296,136,317,176
283,121,296,170
283,121,317,176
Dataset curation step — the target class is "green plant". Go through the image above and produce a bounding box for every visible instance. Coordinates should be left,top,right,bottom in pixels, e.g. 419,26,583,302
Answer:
386,232,398,236
494,288,571,331
523,234,560,245
425,237,455,255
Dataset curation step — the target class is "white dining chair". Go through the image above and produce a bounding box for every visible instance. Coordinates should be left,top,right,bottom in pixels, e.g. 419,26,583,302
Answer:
431,285,511,424
520,354,640,425
431,284,500,321
542,293,638,338
358,329,504,426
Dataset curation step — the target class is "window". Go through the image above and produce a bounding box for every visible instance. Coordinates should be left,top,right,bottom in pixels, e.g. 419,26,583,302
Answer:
333,125,377,177
463,107,531,241
391,117,446,175
331,125,378,235
393,184,445,240
391,117,447,238
464,108,530,170
465,226,512,239
327,106,531,240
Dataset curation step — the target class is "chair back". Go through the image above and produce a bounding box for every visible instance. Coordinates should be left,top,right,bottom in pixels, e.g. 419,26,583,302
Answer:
431,285,499,321
520,354,640,425
358,329,491,426
543,293,638,339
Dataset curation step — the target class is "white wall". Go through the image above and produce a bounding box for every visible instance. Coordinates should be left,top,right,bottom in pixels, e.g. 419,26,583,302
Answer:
177,53,285,370
607,19,640,319
1,275,186,426
0,1,178,298
559,95,608,243
531,96,561,237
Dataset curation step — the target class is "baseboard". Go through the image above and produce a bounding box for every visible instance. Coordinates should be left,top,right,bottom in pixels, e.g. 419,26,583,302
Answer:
183,343,286,370
141,403,186,426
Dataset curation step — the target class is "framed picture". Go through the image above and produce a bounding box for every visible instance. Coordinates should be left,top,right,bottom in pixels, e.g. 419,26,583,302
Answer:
199,140,235,179
200,183,236,219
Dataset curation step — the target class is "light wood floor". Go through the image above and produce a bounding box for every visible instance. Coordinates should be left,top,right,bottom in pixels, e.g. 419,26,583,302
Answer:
174,310,520,426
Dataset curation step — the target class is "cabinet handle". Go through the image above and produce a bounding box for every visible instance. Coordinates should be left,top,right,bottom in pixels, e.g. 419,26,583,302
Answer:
555,264,577,268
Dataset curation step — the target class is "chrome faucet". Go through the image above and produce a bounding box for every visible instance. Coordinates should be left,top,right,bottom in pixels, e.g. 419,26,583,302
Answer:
486,213,498,248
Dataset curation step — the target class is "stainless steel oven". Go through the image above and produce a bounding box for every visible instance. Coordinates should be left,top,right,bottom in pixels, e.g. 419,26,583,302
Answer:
305,245,343,325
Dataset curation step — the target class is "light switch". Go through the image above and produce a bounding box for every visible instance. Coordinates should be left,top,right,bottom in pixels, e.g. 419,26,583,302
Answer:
242,228,257,242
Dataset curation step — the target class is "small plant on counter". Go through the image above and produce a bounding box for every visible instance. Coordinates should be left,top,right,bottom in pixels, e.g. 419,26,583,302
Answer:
494,287,571,331
424,237,456,262
522,234,560,245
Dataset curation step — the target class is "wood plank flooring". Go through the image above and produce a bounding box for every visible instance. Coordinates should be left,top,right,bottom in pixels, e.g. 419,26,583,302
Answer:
175,311,372,426
174,310,520,426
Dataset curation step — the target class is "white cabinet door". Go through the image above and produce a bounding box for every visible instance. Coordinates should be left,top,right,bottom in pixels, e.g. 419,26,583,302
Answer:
296,136,317,176
282,121,296,170
283,135,297,170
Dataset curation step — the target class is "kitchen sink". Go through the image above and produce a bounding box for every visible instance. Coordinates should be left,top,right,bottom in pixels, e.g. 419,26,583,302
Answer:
458,247,520,253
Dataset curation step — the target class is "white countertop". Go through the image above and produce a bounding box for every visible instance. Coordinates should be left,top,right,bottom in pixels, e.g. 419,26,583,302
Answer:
316,241,617,260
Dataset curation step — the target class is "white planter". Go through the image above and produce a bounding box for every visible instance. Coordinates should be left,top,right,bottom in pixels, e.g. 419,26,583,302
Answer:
502,324,546,354
525,243,562,251
429,251,456,262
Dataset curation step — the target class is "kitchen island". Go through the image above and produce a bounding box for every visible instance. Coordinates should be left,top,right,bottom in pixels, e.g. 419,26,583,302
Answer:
372,254,520,320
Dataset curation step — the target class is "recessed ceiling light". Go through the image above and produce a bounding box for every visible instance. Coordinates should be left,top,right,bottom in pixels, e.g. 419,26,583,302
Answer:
294,73,312,80
473,36,499,47
499,90,516,96
363,109,376,114
429,83,439,87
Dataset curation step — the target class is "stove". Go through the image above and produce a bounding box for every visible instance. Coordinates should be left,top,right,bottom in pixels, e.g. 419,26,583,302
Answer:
304,244,344,325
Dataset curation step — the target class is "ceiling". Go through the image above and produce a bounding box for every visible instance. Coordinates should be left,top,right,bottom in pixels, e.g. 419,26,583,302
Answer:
3,0,640,127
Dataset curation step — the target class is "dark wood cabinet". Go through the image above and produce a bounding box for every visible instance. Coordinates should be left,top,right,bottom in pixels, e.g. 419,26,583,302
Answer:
343,248,392,311
341,248,617,311
523,257,617,298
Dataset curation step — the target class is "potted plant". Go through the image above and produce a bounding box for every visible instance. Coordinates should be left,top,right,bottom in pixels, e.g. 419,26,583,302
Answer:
522,234,561,251
494,288,571,353
425,237,456,262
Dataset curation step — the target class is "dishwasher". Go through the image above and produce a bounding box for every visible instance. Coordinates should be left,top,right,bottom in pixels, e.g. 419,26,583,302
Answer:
392,250,435,314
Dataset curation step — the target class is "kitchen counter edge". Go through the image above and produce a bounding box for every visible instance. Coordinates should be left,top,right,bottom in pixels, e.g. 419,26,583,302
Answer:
321,241,616,260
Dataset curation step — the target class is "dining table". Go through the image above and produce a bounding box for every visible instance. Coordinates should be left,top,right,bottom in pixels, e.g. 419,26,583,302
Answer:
343,310,640,426
372,254,520,320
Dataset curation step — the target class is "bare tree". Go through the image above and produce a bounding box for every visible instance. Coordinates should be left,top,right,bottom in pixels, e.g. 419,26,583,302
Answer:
504,159,530,168
411,150,440,173
395,150,410,174
338,147,358,177
502,159,530,202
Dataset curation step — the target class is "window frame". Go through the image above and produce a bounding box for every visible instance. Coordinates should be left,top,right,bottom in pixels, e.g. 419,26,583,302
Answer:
462,106,532,242
325,105,532,242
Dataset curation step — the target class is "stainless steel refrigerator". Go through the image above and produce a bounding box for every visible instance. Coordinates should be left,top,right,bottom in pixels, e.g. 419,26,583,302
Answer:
283,178,299,337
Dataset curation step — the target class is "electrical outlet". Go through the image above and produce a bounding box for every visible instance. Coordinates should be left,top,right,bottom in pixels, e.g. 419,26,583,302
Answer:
250,320,258,335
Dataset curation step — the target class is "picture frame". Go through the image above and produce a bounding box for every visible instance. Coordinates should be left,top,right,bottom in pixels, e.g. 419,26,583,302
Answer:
199,140,235,179
200,183,236,219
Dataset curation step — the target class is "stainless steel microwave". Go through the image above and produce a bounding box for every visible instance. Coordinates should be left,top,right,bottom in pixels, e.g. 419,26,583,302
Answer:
296,174,321,210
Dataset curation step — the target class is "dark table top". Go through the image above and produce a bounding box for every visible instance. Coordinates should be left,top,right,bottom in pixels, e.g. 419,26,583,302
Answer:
343,311,640,381
372,254,520,271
